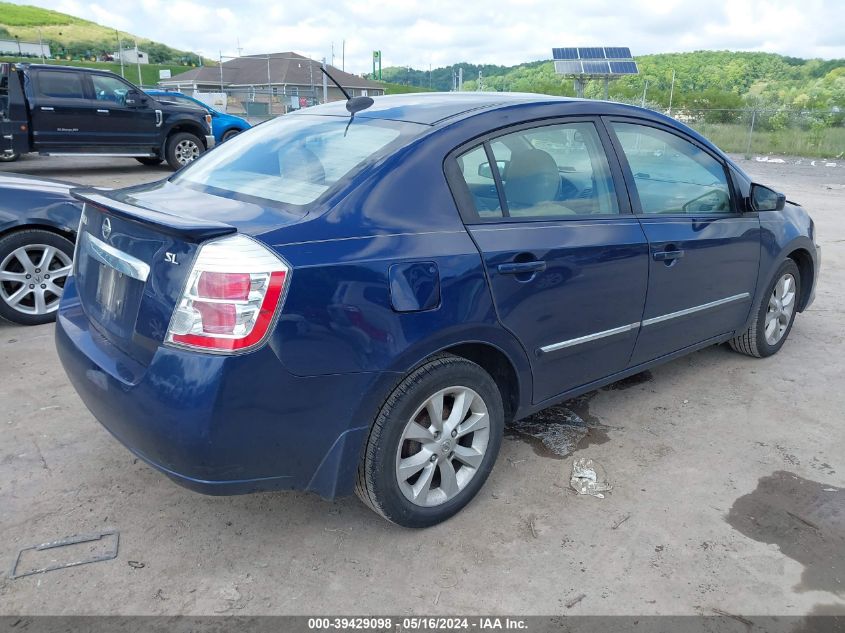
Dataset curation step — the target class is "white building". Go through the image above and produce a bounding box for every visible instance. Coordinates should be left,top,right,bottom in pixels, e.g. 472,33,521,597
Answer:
0,38,51,58
114,49,149,65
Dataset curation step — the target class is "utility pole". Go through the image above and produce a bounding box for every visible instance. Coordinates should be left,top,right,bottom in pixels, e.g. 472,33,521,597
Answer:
331,43,335,68
322,57,328,103
641,79,648,108
457,67,463,91
266,54,272,115
37,28,45,62
135,40,142,86
668,69,676,116
116,30,124,77
219,51,224,93
342,40,345,72
236,37,243,57
429,63,432,89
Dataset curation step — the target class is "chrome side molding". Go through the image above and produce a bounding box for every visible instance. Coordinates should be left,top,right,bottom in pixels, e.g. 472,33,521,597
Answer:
640,293,750,327
539,292,751,355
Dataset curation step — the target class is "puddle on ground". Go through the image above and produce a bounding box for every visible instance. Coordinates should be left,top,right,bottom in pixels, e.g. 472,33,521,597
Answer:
505,371,653,458
726,471,844,596
506,392,609,459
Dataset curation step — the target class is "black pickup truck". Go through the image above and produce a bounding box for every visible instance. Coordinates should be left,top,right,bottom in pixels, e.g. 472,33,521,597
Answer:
1,62,214,169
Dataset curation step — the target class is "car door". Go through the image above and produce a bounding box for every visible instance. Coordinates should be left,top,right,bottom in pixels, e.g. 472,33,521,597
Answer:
29,69,95,149
605,119,761,365
448,118,650,404
87,74,159,148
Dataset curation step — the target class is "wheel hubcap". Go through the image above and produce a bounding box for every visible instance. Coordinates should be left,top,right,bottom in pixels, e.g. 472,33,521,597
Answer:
175,140,200,165
395,386,490,507
0,244,72,316
764,273,796,345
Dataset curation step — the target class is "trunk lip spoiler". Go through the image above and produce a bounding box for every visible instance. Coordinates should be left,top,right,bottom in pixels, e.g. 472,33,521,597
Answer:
71,188,237,241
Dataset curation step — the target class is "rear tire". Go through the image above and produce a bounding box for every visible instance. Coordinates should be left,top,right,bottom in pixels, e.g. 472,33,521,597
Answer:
729,259,801,358
164,132,204,170
0,152,20,163
135,157,163,166
0,229,74,325
355,354,504,528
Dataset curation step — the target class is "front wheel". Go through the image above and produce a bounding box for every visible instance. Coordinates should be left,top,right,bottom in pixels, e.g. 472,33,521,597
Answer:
729,259,801,358
0,151,20,163
221,129,241,142
0,229,74,325
356,354,504,527
164,132,204,170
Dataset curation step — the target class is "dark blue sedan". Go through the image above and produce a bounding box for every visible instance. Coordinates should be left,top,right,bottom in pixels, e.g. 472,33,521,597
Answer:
55,93,820,527
0,173,81,325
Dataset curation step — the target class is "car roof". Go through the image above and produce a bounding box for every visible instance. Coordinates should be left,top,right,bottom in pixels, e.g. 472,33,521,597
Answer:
294,92,578,125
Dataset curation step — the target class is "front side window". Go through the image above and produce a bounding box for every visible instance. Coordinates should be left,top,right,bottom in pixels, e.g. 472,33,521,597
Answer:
37,71,85,99
610,122,732,215
173,115,413,206
457,122,619,220
91,75,133,105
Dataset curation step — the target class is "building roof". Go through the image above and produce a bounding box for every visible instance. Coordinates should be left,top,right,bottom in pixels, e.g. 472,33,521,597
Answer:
160,52,383,90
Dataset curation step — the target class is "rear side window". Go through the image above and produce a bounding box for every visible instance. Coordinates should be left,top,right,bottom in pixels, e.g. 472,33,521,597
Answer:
610,122,732,215
456,121,619,220
173,115,412,206
37,71,85,99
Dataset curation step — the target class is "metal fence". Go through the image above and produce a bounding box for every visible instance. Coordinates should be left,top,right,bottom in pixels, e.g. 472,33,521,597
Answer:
637,106,845,158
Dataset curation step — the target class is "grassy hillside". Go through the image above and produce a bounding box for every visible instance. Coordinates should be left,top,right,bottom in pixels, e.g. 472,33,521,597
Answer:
380,51,845,112
0,55,192,86
0,1,202,64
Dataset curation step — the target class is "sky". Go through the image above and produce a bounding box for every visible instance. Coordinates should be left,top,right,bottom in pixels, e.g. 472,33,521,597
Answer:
9,0,845,73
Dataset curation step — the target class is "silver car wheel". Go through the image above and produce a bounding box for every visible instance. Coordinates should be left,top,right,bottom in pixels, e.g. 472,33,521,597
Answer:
0,244,72,316
395,386,490,507
764,272,796,345
175,139,200,165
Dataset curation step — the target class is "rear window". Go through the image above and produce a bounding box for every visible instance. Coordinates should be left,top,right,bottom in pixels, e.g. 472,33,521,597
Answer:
37,71,85,99
172,115,412,206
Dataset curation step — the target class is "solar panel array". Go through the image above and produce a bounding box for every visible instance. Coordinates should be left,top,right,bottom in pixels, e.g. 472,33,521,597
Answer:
552,47,633,61
552,47,638,76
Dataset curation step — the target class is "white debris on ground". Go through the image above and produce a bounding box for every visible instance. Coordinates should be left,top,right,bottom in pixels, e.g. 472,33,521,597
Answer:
570,458,612,498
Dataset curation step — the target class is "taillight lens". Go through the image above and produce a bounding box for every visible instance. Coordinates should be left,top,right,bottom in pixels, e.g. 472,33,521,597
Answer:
165,234,289,353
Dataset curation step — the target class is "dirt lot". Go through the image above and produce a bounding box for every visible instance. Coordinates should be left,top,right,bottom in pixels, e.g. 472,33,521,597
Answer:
1,153,843,616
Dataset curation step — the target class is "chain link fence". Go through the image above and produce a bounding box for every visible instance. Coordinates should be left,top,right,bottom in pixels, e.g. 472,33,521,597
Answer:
653,107,844,158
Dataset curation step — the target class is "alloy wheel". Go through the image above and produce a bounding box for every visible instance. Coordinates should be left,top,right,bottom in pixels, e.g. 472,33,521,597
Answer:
395,386,490,507
175,139,200,165
765,272,796,345
0,244,73,316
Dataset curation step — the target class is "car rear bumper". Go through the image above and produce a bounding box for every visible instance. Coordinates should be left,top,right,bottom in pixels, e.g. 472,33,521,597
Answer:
55,279,385,498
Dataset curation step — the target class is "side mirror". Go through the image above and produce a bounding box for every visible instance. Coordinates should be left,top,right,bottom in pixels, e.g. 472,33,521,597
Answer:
477,160,508,179
125,89,145,107
749,183,785,212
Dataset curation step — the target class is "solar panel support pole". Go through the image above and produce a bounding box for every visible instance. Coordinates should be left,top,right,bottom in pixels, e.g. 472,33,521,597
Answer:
603,76,609,100
574,78,584,99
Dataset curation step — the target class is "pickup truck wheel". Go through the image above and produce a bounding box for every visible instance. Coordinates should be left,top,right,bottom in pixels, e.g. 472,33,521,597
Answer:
0,151,20,163
221,129,240,142
355,354,504,528
729,259,801,358
0,229,74,326
165,132,204,170
136,157,163,166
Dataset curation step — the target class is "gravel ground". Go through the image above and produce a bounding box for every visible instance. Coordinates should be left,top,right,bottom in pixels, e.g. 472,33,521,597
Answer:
0,152,843,617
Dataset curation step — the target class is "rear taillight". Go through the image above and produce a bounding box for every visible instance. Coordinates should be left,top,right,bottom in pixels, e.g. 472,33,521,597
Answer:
165,234,289,353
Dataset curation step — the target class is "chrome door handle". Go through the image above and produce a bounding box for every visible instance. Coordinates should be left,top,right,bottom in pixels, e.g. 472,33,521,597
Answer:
653,250,685,261
497,261,547,274
40,106,54,111
96,109,110,114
